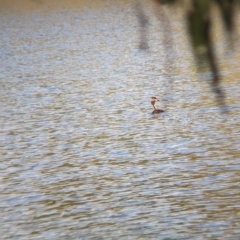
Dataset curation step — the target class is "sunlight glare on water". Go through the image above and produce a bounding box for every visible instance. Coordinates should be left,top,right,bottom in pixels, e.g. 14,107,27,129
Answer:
1,1,240,239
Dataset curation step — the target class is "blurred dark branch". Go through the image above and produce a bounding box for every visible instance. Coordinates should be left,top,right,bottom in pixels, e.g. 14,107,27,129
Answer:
153,1,174,60
135,1,149,50
205,19,227,112
187,0,232,111
215,0,235,33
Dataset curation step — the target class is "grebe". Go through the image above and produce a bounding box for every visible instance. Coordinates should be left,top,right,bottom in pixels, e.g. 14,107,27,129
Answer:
151,97,164,114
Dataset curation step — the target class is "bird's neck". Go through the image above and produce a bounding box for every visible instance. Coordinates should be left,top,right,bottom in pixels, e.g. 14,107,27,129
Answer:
151,101,158,109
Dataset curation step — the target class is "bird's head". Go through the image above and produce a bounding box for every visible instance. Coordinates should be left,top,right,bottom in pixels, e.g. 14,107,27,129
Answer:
151,97,158,105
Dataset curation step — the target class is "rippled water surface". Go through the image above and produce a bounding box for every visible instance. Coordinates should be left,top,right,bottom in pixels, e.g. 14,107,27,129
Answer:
1,1,240,239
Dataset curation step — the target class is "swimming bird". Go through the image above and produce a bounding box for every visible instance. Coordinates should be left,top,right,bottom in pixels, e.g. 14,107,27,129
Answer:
151,97,164,114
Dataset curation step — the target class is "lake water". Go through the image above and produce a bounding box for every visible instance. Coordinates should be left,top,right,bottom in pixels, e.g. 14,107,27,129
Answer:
1,1,240,239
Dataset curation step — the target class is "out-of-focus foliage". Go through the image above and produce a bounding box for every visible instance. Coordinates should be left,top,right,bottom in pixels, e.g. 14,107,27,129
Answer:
137,0,239,110
187,0,237,50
